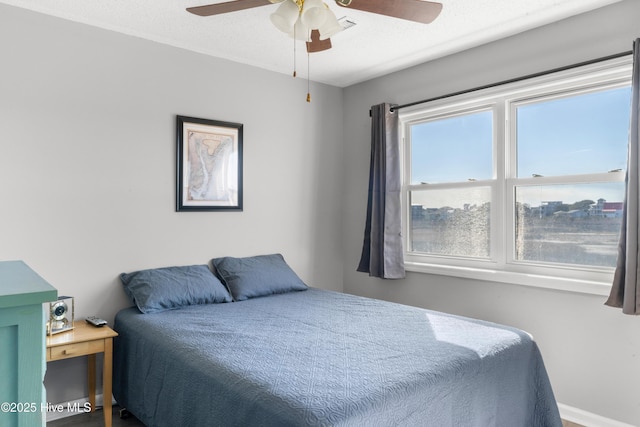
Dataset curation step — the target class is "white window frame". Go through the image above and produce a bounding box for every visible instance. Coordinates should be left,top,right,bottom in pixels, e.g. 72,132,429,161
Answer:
399,56,632,296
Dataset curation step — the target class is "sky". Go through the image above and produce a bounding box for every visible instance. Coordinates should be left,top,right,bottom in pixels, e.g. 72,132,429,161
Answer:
410,85,632,208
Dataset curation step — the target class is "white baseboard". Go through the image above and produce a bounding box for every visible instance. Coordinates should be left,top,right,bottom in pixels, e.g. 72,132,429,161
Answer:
44,394,116,422
558,403,637,427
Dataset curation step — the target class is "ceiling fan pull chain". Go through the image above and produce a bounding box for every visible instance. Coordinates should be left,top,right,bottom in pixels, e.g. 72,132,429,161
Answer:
307,48,311,103
293,24,297,78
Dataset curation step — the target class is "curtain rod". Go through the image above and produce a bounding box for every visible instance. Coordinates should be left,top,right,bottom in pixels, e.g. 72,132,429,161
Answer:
371,50,632,116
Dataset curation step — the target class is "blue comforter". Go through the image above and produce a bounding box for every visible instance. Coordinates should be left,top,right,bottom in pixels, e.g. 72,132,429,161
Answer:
113,288,562,427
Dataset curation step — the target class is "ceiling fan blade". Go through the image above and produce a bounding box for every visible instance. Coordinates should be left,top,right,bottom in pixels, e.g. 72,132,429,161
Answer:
334,0,442,24
187,0,273,17
306,30,332,53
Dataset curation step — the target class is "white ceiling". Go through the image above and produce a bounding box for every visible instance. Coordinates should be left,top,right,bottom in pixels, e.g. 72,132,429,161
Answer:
0,0,623,87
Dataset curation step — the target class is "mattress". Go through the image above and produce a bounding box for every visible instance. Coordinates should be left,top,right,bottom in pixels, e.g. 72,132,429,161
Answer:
113,287,562,426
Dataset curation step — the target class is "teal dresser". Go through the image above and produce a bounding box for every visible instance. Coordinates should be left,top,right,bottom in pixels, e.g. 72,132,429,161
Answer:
0,261,57,427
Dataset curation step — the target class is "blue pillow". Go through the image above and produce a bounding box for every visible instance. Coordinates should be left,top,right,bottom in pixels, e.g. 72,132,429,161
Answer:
212,254,308,301
120,264,232,314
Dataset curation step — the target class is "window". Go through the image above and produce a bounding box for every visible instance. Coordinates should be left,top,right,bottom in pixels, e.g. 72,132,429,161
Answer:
400,57,632,294
409,110,493,259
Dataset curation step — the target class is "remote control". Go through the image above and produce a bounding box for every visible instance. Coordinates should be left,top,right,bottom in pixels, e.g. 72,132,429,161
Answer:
85,316,108,327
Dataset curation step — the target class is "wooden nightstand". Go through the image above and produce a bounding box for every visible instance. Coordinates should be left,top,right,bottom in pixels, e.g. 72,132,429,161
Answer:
46,321,118,427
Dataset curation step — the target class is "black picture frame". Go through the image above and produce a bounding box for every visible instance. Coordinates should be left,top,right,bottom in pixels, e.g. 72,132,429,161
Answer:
176,115,243,212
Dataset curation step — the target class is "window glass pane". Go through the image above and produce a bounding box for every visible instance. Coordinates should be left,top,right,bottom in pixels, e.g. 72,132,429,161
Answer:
411,187,491,258
516,86,631,177
410,110,493,184
515,183,624,267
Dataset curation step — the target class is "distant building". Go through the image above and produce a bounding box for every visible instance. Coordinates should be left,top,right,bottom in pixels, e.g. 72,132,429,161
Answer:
539,201,563,216
589,199,623,218
603,202,624,217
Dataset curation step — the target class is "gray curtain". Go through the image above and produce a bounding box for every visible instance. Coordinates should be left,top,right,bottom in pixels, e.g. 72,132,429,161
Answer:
606,39,640,315
357,103,405,279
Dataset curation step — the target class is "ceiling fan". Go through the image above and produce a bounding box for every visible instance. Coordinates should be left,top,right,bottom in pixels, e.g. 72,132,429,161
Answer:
187,0,442,102
187,0,443,53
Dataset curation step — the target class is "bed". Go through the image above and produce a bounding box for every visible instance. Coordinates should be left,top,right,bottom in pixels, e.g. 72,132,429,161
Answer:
112,255,562,427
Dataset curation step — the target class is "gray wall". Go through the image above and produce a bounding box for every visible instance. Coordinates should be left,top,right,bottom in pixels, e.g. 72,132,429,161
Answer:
342,1,640,425
0,4,344,404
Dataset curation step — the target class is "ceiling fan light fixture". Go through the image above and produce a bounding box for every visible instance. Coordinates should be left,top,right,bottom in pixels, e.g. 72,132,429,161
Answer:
288,16,312,41
318,9,342,40
270,0,300,33
300,0,327,29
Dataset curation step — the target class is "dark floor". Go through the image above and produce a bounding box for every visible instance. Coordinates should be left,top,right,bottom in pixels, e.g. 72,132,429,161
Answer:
47,406,145,427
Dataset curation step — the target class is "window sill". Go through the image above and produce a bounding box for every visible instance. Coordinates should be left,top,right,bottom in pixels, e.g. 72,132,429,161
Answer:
404,261,613,296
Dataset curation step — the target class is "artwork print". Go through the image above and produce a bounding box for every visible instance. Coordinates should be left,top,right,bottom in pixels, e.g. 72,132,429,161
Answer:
176,116,243,211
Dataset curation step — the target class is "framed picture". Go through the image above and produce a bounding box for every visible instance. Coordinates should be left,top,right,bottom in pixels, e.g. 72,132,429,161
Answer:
176,115,243,211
